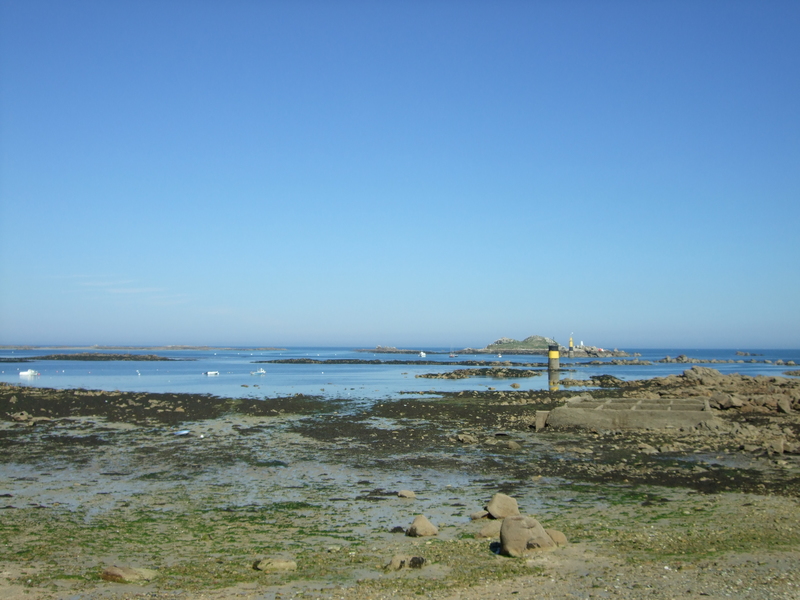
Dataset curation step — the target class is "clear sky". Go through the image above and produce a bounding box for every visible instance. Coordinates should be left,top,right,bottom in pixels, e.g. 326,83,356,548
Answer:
1,0,798,349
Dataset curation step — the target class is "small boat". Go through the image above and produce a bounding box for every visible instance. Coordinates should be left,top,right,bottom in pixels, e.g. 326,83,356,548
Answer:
250,368,266,375
203,371,220,376
19,369,40,377
419,351,426,358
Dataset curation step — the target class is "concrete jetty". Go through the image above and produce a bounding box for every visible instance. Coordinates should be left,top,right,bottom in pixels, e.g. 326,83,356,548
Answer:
545,396,715,430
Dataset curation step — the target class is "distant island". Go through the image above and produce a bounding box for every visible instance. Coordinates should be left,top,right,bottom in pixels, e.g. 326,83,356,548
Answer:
354,345,431,354
0,353,184,362
0,345,287,351
357,336,630,357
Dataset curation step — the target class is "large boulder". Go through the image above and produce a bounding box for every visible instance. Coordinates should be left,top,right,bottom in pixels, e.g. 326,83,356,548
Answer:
486,493,520,519
406,515,438,537
545,529,569,547
499,516,556,556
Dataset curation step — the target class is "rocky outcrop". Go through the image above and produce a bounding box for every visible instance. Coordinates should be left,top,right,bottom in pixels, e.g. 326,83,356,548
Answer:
417,367,543,380
660,355,796,366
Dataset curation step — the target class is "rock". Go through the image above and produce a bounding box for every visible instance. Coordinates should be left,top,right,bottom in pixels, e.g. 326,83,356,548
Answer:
477,520,503,539
100,566,157,583
397,489,416,499
253,558,297,571
777,398,793,414
683,366,723,384
637,443,659,455
784,442,800,454
720,393,744,409
510,383,521,389
545,529,568,547
486,493,520,519
386,555,425,570
764,438,785,455
470,510,489,520
505,440,522,451
500,515,555,557
709,392,730,408
406,515,438,537
10,411,31,422
456,433,479,444
535,411,550,432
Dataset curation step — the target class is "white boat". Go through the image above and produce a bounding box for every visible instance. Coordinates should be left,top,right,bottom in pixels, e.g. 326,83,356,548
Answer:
419,351,426,358
19,369,40,377
250,368,266,375
203,371,220,376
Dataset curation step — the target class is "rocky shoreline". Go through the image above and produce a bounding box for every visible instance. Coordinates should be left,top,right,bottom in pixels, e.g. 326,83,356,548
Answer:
1,368,800,600
659,354,797,366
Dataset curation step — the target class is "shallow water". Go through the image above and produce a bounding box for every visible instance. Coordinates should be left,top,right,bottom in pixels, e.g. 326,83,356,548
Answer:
1,347,798,401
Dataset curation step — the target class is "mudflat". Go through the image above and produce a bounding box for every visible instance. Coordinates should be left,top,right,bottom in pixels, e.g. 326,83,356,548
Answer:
1,368,799,600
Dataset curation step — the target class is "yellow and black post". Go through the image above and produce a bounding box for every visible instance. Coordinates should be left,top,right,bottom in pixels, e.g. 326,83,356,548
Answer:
568,336,574,359
548,344,560,371
548,344,560,392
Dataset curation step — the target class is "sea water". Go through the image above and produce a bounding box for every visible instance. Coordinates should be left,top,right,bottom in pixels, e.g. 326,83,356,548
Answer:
1,347,798,401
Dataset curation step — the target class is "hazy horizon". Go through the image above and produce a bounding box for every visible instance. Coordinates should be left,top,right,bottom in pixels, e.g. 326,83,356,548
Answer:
2,341,799,352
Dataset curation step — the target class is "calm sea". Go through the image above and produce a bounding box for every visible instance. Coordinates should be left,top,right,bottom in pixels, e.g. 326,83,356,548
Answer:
1,347,798,401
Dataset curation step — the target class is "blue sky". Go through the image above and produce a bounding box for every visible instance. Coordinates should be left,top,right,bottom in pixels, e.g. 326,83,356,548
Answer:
1,0,798,349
